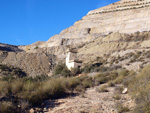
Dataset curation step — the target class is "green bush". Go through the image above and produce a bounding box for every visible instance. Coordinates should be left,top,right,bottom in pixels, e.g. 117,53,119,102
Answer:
81,63,102,73
94,73,110,85
81,64,94,73
32,74,48,82
53,63,65,75
53,63,71,77
61,67,71,77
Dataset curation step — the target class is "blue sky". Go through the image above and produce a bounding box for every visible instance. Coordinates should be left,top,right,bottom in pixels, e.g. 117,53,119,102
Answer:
0,0,119,45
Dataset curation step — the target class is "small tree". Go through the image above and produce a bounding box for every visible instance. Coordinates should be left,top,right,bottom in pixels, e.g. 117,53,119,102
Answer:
53,63,64,75
53,63,71,77
61,67,71,77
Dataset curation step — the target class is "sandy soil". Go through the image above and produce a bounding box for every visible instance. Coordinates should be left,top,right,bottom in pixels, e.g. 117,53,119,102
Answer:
31,84,135,113
44,86,117,113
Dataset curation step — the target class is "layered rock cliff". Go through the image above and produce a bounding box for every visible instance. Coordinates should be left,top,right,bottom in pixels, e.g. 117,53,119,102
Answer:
1,0,150,76
25,0,150,49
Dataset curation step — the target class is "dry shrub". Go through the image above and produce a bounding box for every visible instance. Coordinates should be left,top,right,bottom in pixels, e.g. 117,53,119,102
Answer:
11,79,24,94
96,85,108,93
43,78,66,97
109,72,118,80
53,63,71,77
19,100,30,111
23,81,38,92
113,94,121,100
75,85,86,93
107,81,115,87
114,86,123,94
94,73,108,85
81,77,93,88
0,81,10,97
122,70,136,87
112,69,129,84
125,65,150,113
0,101,15,113
66,77,80,91
113,75,125,84
115,102,129,113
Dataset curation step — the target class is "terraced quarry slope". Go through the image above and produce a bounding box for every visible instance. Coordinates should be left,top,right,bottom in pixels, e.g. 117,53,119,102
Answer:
24,0,150,49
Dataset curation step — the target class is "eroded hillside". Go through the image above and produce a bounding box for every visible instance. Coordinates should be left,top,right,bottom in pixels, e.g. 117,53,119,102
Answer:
1,0,150,76
21,0,150,49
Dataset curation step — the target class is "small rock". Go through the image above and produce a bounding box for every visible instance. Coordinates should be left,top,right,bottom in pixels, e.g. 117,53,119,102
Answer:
29,108,34,113
122,88,128,94
43,108,47,112
35,108,42,112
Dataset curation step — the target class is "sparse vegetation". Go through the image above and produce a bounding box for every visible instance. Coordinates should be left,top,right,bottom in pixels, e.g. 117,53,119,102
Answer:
122,65,150,113
81,63,102,73
53,63,71,77
34,46,38,49
0,73,95,112
115,102,130,113
113,94,121,100
53,63,81,77
107,81,115,87
0,64,26,78
96,85,108,93
81,63,122,74
1,60,150,113
0,63,129,112
0,101,15,113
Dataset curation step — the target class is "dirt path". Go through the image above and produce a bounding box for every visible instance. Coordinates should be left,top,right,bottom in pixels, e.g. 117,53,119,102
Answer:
30,84,135,113
44,85,118,113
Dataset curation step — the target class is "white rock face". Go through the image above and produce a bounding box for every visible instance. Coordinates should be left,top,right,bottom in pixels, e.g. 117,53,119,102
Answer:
22,0,150,50
40,0,150,48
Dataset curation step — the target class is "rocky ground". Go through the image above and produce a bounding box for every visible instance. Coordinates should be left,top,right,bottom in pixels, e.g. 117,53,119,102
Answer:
31,84,135,113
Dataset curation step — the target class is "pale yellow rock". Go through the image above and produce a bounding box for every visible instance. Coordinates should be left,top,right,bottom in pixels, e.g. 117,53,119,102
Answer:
30,108,34,113
28,0,150,49
140,40,150,48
